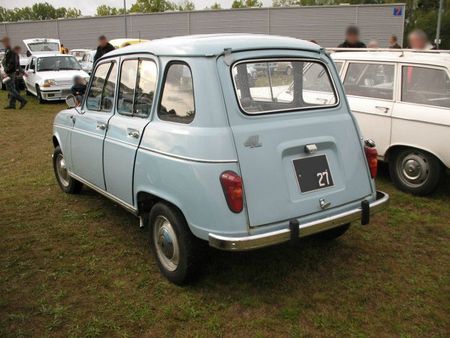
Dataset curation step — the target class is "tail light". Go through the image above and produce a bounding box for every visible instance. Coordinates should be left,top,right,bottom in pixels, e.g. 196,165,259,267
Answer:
364,139,378,178
220,171,243,213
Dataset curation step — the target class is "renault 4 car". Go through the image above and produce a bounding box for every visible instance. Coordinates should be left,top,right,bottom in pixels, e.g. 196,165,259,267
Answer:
52,34,389,284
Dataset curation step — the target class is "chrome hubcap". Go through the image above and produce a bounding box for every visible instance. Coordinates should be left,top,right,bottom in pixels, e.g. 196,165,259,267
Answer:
153,216,179,272
397,152,429,187
56,154,69,187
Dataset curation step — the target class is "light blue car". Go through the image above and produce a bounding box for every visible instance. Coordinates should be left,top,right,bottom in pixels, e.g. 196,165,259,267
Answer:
52,34,389,284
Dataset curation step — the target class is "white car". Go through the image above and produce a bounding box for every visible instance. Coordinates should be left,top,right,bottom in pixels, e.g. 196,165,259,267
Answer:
331,50,450,195
70,49,92,62
79,50,96,74
24,54,89,102
23,38,60,57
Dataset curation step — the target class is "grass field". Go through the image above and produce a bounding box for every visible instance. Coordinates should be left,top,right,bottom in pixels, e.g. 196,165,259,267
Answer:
0,91,449,337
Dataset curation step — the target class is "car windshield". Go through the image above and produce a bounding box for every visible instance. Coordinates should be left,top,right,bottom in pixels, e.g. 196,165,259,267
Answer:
232,60,337,114
37,56,81,72
27,42,59,52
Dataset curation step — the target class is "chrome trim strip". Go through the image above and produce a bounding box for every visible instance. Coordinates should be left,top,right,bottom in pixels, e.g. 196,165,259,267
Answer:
209,190,389,251
68,171,138,215
139,146,238,164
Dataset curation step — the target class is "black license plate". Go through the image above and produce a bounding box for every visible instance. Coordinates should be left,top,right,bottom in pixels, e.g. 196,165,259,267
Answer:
293,155,334,193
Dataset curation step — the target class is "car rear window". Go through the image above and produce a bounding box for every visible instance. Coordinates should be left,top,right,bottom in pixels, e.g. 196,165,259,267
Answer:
232,60,337,114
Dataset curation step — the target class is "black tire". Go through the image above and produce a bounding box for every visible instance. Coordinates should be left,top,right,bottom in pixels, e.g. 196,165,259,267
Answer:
1,81,5,90
389,148,442,196
36,85,45,103
316,223,350,240
53,146,82,194
149,202,201,285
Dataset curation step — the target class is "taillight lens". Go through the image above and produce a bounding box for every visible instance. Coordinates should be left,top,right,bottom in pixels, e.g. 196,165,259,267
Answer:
220,171,243,213
364,139,378,178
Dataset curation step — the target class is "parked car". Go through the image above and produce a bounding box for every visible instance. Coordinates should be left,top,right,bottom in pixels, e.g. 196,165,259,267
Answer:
331,50,450,195
23,38,61,57
79,50,96,74
52,34,389,284
25,54,89,102
70,49,92,62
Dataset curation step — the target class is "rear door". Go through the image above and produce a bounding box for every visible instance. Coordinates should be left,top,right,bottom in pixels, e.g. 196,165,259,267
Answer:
218,54,373,227
341,61,396,156
103,56,158,205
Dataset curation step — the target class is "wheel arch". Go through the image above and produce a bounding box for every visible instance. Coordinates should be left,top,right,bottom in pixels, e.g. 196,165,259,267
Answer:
384,144,447,168
135,189,202,235
52,134,60,148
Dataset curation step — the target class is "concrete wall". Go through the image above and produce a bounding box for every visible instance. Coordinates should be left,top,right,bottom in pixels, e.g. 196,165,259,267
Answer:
0,4,405,50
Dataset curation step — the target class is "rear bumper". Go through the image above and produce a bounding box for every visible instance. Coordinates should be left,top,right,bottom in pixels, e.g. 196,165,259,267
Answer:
209,190,389,251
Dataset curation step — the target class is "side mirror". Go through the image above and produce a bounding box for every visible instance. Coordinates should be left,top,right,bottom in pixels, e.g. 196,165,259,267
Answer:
26,50,31,57
65,94,77,108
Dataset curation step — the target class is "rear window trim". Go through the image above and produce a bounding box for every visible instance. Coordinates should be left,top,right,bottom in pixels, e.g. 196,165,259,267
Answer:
230,57,340,116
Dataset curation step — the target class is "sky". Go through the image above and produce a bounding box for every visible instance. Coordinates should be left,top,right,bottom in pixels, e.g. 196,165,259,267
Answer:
0,0,273,15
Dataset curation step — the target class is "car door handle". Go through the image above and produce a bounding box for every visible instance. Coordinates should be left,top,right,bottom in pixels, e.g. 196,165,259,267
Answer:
96,122,107,130
375,106,390,113
127,129,140,139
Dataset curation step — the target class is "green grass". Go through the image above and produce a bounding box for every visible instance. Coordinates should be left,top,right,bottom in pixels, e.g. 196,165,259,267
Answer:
0,91,449,337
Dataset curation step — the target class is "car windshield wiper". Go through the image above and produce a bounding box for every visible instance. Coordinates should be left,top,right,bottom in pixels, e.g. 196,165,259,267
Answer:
59,67,78,70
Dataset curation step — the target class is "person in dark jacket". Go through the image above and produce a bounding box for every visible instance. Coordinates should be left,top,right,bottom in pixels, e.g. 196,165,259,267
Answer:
13,46,25,91
1,37,27,109
389,35,402,49
338,26,366,48
93,35,115,64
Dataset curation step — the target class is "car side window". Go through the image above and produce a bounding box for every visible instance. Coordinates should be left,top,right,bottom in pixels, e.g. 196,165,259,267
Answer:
86,62,117,112
117,59,157,117
158,62,195,124
134,60,157,116
344,63,395,100
117,60,138,115
401,66,450,108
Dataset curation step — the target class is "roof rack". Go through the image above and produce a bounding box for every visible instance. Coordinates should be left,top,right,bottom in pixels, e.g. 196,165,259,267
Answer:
326,48,450,55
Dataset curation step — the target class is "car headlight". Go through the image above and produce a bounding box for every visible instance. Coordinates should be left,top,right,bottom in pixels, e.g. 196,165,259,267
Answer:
42,79,56,87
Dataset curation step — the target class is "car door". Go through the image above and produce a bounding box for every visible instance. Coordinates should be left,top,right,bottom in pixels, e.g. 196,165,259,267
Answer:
392,64,450,165
70,59,118,189
25,57,37,93
103,56,158,205
342,61,396,156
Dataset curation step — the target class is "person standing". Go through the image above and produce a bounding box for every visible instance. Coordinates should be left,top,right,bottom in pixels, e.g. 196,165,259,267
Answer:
1,37,27,110
389,35,401,49
408,29,435,50
338,26,366,48
13,46,25,92
93,35,115,64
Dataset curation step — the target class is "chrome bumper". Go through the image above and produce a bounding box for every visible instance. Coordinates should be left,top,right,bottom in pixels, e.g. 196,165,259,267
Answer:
209,191,389,251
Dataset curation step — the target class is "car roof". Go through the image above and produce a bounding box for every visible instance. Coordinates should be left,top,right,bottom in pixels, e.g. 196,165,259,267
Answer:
331,50,450,67
35,53,74,58
105,34,320,58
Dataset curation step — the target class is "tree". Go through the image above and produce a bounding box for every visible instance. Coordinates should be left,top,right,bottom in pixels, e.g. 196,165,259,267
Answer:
0,4,81,22
232,0,263,8
178,0,195,11
130,0,177,13
96,5,125,16
210,2,222,9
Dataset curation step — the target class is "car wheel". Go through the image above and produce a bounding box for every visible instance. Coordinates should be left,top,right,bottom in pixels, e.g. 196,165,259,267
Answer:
53,146,82,194
149,202,201,285
389,148,442,196
316,223,350,240
1,80,5,90
36,85,45,103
